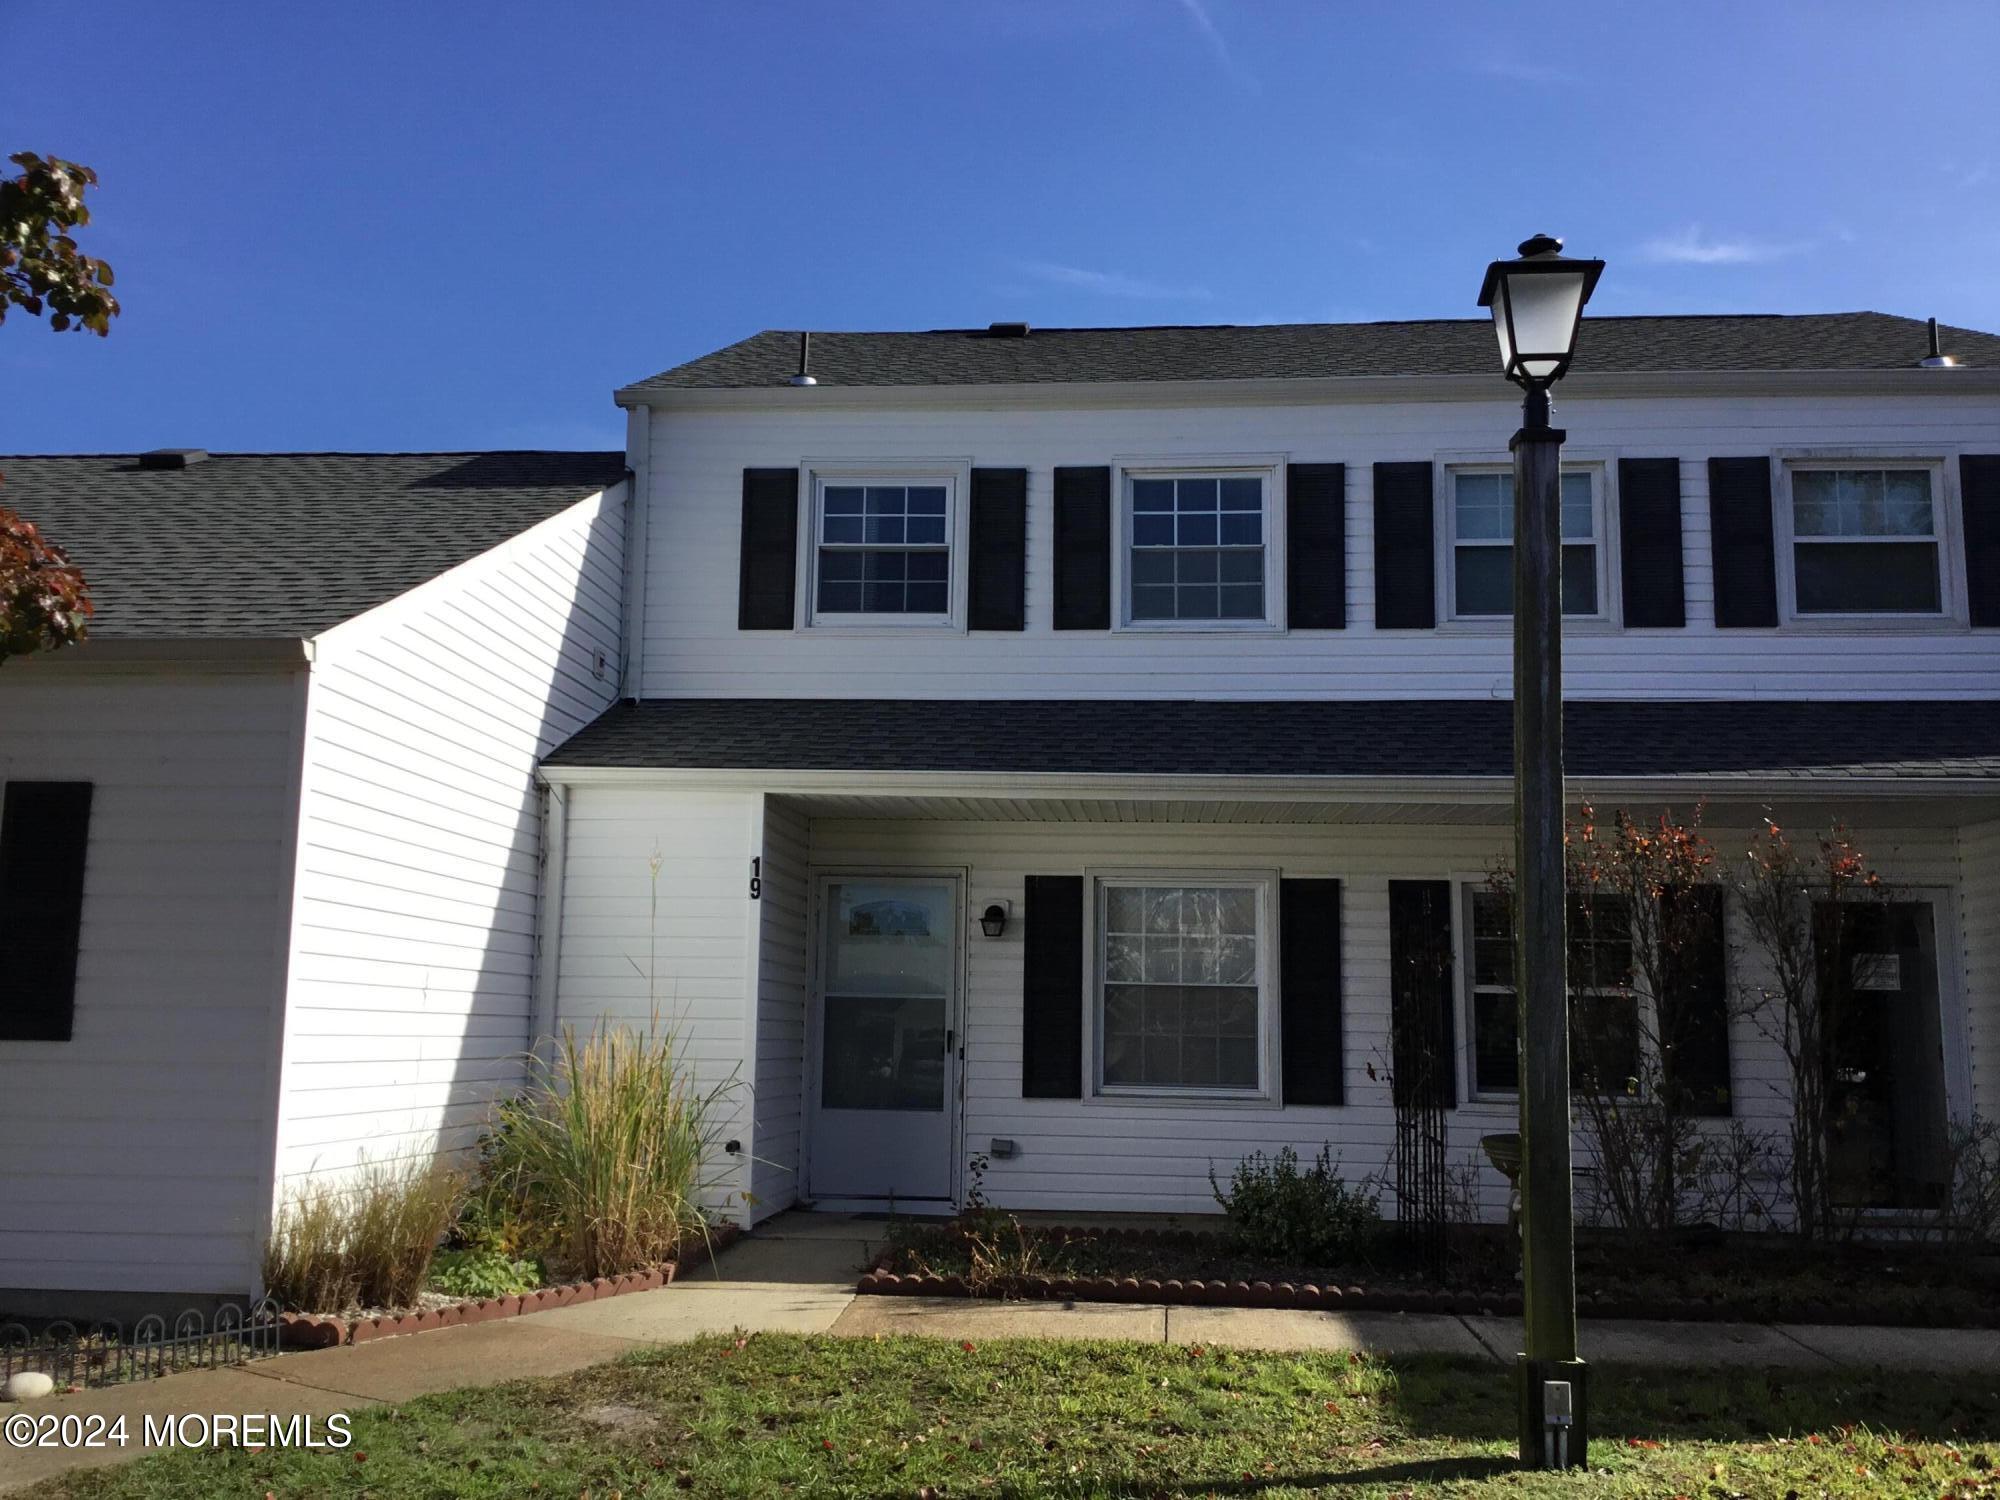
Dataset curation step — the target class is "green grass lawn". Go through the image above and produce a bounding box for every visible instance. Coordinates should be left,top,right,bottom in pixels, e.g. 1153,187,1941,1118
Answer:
30,1333,2000,1498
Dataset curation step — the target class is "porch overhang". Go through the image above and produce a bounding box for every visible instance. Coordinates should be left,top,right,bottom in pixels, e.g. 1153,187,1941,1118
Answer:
540,698,2000,822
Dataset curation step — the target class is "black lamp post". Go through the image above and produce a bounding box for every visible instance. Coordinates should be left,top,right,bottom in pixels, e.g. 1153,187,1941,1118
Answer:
1476,233,1603,1471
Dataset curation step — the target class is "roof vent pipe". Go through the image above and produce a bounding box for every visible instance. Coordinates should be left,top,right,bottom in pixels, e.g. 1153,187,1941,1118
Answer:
788,331,818,386
137,448,210,469
1918,317,1960,369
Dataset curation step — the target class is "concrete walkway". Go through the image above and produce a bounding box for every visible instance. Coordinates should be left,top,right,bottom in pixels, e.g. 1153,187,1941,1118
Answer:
7,1212,1998,1494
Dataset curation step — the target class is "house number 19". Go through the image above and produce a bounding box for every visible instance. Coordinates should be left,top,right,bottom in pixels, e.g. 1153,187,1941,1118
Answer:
748,857,761,900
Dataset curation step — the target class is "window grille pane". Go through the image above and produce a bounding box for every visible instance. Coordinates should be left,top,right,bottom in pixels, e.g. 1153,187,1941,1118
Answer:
1795,541,1940,613
1456,548,1512,615
1101,885,1261,1090
1219,585,1263,618
1131,585,1175,619
1133,514,1176,547
1133,480,1174,512
1881,471,1934,535
907,486,947,514
1177,512,1218,546
1220,478,1262,510
1473,991,1519,1094
1560,473,1595,540
824,486,864,515
1175,478,1219,511
1219,513,1262,545
1561,544,1598,615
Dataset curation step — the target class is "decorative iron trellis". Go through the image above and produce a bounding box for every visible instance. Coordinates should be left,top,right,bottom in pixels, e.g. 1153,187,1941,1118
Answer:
0,1298,282,1391
1390,882,1456,1282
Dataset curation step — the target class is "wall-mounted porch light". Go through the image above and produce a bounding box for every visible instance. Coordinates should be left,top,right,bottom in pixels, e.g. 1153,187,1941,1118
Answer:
979,902,1010,938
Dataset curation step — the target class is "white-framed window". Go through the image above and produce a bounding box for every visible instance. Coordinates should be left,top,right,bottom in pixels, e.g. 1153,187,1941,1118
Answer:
1094,875,1274,1098
808,472,958,625
1781,463,1946,617
1463,886,1638,1100
1447,467,1608,621
1117,464,1281,628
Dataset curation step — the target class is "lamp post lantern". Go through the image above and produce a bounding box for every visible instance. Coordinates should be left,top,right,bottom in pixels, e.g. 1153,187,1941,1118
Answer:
1477,233,1603,1471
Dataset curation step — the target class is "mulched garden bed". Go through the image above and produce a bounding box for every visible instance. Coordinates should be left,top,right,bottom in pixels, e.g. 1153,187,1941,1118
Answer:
862,1221,2000,1327
277,1224,743,1349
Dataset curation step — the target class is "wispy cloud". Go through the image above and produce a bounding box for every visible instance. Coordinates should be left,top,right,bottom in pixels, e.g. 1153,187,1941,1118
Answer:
1175,0,1256,90
1014,259,1212,301
1638,225,1813,266
1463,51,1579,86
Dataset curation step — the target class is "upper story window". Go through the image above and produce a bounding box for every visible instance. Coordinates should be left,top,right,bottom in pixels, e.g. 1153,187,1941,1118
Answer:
1786,465,1943,616
1124,471,1274,627
1466,886,1637,1099
1448,469,1605,620
812,477,954,623
1097,877,1272,1097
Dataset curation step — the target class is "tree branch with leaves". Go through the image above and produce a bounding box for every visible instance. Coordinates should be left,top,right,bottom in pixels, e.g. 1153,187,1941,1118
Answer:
1,149,116,664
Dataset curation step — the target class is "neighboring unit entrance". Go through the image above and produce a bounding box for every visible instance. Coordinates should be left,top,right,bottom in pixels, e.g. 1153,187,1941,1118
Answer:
808,876,959,1202
1819,900,1951,1210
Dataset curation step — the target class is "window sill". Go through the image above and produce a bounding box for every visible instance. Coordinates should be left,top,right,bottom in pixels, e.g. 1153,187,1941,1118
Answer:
1435,618,1621,636
802,619,965,635
1775,616,1969,635
1113,621,1285,635
1089,1089,1276,1108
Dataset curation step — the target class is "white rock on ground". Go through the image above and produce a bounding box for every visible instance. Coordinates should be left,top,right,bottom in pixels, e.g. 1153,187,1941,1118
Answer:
3,1371,56,1401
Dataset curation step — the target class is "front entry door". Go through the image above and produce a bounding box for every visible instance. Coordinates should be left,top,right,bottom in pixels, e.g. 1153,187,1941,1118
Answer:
809,877,959,1202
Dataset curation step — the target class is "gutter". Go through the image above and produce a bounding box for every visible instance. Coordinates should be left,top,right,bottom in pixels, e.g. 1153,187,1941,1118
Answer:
535,764,2000,805
3,636,313,671
615,366,2000,412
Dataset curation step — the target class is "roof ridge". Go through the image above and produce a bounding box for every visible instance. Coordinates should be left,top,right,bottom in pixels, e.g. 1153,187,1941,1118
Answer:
0,448,624,461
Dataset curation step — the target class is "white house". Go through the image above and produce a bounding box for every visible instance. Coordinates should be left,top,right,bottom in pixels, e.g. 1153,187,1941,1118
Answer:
0,449,626,1313
538,312,2000,1228
5,311,1999,1311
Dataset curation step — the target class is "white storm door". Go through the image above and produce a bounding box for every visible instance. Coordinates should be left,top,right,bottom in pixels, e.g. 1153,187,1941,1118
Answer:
808,877,959,1202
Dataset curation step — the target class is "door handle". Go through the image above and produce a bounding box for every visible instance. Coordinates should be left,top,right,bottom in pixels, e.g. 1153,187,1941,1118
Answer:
944,1028,955,1055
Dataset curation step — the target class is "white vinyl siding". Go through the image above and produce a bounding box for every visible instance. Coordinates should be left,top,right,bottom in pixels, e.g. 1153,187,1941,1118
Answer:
637,390,2000,700
795,810,1973,1223
754,796,811,1217
273,486,625,1192
545,785,762,1222
0,670,306,1297
1963,818,2000,1123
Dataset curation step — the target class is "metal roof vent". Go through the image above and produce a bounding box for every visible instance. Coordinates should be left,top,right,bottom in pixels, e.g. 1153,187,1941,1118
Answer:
985,321,1030,338
138,448,211,469
1918,317,1960,369
787,331,817,387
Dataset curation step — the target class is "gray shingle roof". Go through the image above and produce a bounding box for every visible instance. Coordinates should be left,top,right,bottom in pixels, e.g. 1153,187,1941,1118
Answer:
621,313,2000,394
0,451,625,639
545,698,2000,781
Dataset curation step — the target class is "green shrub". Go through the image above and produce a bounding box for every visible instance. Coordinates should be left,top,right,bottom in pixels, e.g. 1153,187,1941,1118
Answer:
1210,1144,1381,1265
263,1157,467,1311
482,1020,738,1281
429,1246,544,1299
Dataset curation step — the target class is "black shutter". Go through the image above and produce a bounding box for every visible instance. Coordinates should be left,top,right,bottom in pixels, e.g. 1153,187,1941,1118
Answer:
1286,463,1346,629
1709,457,1778,628
0,781,93,1042
967,468,1028,631
1961,454,2000,628
1618,458,1686,627
1021,875,1083,1097
1052,466,1111,629
1388,879,1456,1107
1661,885,1732,1117
1372,461,1435,629
1280,878,1344,1105
738,468,800,629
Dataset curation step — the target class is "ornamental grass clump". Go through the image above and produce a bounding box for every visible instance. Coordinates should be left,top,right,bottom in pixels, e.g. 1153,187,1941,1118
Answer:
485,1020,737,1281
262,1157,467,1311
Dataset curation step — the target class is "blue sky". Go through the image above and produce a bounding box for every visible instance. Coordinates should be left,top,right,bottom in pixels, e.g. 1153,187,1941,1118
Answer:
5,1,1997,455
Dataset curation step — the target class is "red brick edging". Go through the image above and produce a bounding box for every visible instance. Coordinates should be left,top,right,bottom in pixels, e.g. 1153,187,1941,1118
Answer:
277,1224,744,1349
855,1227,2000,1329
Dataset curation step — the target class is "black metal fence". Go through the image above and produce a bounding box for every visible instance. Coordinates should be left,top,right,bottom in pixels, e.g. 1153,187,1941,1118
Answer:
0,1298,283,1391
